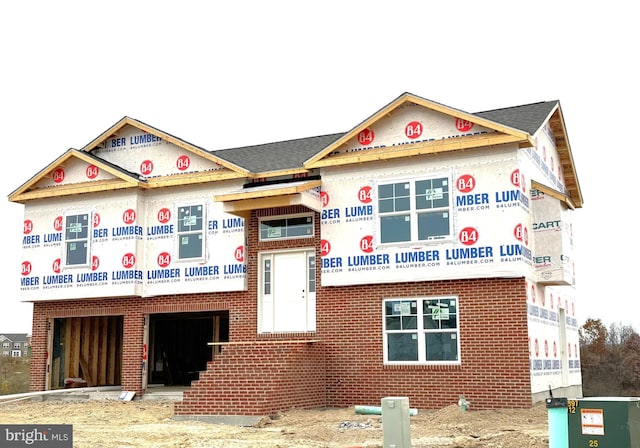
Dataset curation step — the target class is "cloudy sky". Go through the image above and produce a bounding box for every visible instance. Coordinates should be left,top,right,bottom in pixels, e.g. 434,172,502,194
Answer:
1,1,637,333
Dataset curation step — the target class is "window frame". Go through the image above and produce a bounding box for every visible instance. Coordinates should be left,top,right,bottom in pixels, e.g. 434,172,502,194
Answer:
258,213,314,242
383,296,461,365
376,175,452,246
62,211,92,268
176,203,206,262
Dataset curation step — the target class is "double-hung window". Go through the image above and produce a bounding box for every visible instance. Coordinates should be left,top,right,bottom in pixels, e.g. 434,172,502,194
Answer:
64,212,91,266
383,296,460,364
377,177,451,244
177,204,204,260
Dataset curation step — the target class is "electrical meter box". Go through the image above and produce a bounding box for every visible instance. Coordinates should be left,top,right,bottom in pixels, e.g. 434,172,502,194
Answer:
567,397,640,447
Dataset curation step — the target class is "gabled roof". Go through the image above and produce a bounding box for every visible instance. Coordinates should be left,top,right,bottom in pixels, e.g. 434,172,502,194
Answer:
304,92,535,168
475,101,559,135
9,149,143,203
0,333,29,342
8,93,583,208
82,116,250,176
476,99,582,208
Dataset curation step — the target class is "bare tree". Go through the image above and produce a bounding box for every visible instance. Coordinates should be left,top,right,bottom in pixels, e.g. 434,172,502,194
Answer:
580,318,640,396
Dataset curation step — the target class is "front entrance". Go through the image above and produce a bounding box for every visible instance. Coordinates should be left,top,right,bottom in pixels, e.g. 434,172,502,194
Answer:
259,249,316,333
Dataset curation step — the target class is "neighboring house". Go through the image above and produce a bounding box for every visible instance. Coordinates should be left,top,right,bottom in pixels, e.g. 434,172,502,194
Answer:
10,92,583,416
0,334,30,357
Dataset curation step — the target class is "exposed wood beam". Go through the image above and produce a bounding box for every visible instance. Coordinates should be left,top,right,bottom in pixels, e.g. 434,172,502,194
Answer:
144,170,243,188
10,179,139,203
215,180,322,202
222,195,298,213
306,133,528,168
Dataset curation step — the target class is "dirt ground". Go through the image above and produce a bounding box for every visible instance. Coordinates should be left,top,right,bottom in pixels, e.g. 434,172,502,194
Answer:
0,397,549,447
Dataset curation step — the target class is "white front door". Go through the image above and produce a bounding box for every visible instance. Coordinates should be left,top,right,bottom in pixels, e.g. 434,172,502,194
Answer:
259,249,316,333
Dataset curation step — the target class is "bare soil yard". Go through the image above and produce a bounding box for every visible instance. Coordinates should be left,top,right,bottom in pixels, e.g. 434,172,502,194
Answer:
0,398,549,447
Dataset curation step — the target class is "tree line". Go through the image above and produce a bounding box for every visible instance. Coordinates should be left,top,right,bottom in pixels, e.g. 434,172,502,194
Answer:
579,318,640,396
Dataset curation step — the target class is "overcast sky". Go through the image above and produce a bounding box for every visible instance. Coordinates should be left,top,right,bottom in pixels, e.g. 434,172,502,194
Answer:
1,1,637,334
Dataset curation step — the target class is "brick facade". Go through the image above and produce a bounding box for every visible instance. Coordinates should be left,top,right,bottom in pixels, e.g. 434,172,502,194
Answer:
31,206,531,414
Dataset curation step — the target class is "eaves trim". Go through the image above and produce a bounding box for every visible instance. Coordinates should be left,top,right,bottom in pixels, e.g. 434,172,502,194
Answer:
8,149,142,203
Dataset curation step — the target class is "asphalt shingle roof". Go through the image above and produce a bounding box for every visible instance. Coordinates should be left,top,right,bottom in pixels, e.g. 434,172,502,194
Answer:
474,101,558,135
210,100,558,174
212,132,344,174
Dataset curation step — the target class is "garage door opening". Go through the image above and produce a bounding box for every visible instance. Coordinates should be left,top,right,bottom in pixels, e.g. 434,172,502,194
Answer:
148,311,229,386
49,316,123,390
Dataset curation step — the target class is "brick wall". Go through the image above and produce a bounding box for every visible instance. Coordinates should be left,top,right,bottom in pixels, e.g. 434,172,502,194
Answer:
175,341,326,416
30,205,532,413
317,277,531,410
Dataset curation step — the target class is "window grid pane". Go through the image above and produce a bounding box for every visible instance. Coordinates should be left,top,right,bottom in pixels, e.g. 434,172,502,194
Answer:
177,205,204,260
64,213,90,266
264,259,271,295
178,205,203,232
260,215,314,240
179,234,203,259
66,241,88,265
308,256,316,293
378,177,451,245
417,211,450,240
388,333,418,361
385,297,459,363
415,178,449,210
380,215,411,243
425,332,458,361
65,214,89,240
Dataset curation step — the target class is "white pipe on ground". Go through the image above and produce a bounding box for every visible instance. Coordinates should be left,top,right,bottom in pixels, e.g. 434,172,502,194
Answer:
0,385,121,403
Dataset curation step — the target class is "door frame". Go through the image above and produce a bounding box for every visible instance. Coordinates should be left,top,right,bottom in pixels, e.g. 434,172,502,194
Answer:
257,247,316,333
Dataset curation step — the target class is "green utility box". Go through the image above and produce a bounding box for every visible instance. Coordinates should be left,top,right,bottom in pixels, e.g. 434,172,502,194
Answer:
567,397,640,447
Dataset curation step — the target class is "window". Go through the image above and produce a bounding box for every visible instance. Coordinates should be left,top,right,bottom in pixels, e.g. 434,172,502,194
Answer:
259,214,314,241
378,177,450,244
64,212,90,266
177,204,204,260
13,343,21,348
2,342,9,349
11,350,21,357
383,296,459,364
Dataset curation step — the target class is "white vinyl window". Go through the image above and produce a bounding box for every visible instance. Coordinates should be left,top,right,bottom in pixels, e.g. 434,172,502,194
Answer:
383,296,460,364
63,212,91,266
378,177,451,244
177,204,205,260
259,214,314,241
